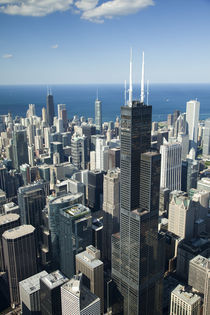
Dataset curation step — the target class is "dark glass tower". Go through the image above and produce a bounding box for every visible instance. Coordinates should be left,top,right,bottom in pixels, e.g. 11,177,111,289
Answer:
46,92,55,126
12,130,29,170
112,101,164,315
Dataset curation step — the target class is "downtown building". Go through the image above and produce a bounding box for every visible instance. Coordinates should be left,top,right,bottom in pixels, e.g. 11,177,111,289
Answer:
111,52,164,315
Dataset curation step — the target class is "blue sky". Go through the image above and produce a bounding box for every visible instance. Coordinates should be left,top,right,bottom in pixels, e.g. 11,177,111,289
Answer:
0,0,210,84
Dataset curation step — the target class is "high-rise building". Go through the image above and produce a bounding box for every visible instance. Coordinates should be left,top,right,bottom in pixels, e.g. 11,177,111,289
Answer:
102,168,120,266
170,284,201,315
95,98,102,134
181,158,199,193
160,140,182,191
88,170,104,212
59,204,92,278
203,118,210,156
186,100,200,153
168,191,194,240
61,274,101,315
71,133,87,170
12,129,29,170
40,270,68,315
76,246,104,312
0,213,20,271
95,137,109,171
46,92,55,126
111,52,164,315
19,271,48,314
48,193,84,267
2,225,37,307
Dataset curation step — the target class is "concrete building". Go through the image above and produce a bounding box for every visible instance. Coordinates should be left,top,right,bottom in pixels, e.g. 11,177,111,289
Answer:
19,271,48,314
188,255,210,315
2,225,37,307
95,99,102,134
197,177,210,192
186,100,200,153
102,168,120,266
170,284,201,315
71,133,87,170
160,140,182,191
168,191,194,240
76,246,104,313
0,213,20,271
40,270,68,315
95,137,109,172
203,118,210,156
61,274,100,315
3,202,20,215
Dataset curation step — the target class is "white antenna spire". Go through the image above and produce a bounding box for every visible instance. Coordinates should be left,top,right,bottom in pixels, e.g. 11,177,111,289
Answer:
128,48,133,107
124,80,127,105
140,51,145,103
96,88,98,100
147,80,149,105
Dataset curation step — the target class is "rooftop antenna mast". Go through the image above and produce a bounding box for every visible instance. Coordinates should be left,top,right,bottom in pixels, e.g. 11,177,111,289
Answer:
147,80,149,105
128,48,133,107
124,80,127,105
96,88,99,101
140,51,145,103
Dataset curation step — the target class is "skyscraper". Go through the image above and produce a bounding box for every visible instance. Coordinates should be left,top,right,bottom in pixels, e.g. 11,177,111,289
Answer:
160,140,182,191
59,204,92,278
203,118,210,156
111,52,163,314
46,91,55,126
186,100,200,153
76,245,104,313
12,129,29,170
95,97,102,134
61,274,101,315
2,225,37,307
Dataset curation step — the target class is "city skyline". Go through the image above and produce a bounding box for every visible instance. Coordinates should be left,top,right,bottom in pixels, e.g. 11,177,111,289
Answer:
1,0,210,84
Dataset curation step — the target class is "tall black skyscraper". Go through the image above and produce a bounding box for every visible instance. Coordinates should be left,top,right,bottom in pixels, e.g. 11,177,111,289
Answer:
46,91,55,126
12,130,29,170
111,52,163,314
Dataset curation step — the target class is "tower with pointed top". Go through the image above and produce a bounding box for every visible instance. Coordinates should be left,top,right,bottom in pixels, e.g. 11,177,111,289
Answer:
46,89,55,126
95,93,102,134
111,52,164,315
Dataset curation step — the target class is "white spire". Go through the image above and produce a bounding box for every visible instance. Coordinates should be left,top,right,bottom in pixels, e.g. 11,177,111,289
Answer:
140,51,145,103
128,48,133,107
124,80,127,106
146,79,149,105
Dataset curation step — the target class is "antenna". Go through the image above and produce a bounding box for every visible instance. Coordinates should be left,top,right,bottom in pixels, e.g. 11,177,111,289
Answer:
96,88,99,101
147,80,149,105
124,80,127,105
128,48,133,107
140,51,145,103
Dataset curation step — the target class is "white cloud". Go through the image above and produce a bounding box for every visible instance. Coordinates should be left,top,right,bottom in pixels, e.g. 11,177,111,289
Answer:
2,54,13,59
51,44,59,49
81,0,155,22
0,0,154,21
0,0,74,16
75,0,98,11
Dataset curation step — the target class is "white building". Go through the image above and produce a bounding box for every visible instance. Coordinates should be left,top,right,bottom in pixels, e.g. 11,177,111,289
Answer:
160,139,182,191
61,274,100,315
170,284,201,315
186,100,200,153
95,137,109,172
203,118,210,156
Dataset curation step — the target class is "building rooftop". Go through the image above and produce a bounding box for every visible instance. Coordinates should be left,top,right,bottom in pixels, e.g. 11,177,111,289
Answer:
3,202,19,211
0,213,20,226
2,225,35,239
50,193,83,205
41,270,68,289
64,204,90,218
19,271,48,294
76,246,103,269
190,255,210,270
172,285,201,305
62,274,100,310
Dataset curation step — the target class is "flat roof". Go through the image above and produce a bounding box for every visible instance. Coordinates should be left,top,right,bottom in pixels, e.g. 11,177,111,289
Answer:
19,271,48,294
50,193,82,205
0,213,20,226
190,255,210,270
2,225,35,239
41,270,68,289
64,204,90,217
76,249,103,269
172,285,201,305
